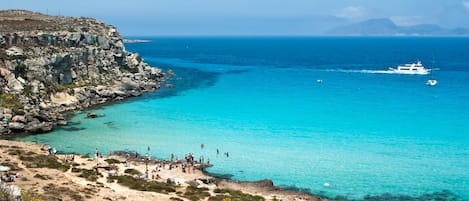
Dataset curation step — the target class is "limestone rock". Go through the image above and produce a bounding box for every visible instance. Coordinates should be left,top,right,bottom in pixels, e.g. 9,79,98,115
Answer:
0,10,164,134
5,46,24,57
6,74,23,93
0,67,11,77
8,122,24,130
50,92,78,105
11,115,26,123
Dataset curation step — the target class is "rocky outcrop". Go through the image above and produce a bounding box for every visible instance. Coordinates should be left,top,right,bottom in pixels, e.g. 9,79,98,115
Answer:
0,10,164,135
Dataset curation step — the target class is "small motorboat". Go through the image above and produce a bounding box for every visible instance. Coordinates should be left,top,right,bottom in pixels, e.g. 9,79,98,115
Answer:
426,79,437,86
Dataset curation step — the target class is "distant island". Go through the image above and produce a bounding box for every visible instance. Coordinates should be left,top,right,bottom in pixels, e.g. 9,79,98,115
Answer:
327,18,469,36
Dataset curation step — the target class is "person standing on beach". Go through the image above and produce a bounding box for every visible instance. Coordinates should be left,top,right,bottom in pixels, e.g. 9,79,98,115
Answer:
94,148,99,163
170,153,174,162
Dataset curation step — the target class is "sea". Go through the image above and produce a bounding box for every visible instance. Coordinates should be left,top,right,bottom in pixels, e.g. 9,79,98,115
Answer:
19,37,469,200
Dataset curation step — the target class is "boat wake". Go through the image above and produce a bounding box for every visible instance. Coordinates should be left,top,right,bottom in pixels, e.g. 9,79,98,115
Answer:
324,68,435,75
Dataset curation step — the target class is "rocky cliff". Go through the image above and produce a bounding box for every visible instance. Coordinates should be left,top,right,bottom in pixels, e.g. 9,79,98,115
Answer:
0,10,164,135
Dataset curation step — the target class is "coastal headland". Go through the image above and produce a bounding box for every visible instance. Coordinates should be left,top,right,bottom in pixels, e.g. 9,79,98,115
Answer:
0,10,324,201
0,9,164,135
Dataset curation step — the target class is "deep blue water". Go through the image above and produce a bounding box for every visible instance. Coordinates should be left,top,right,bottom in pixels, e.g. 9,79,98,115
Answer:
21,37,469,200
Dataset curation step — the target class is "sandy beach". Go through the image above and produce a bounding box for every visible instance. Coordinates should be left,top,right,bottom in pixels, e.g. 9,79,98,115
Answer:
0,139,322,201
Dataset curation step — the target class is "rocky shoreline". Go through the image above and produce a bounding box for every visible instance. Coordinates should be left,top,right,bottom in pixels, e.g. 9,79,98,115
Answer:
0,10,165,135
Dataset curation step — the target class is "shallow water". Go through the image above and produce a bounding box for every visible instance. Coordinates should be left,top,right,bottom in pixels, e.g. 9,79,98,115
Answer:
20,37,469,200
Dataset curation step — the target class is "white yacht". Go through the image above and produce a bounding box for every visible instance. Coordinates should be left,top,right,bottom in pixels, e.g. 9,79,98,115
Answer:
388,61,430,75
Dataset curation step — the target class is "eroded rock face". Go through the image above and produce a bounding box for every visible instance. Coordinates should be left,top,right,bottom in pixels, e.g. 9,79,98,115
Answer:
0,10,165,135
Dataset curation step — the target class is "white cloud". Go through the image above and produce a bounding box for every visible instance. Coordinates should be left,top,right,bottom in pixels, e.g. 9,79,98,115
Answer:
464,1,469,10
335,6,366,19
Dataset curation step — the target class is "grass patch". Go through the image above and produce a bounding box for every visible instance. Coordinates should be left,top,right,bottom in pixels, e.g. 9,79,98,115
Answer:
210,189,265,201
104,158,121,164
71,168,101,182
21,189,45,201
8,149,25,155
0,94,23,110
42,183,83,201
182,186,211,201
33,174,50,180
170,197,184,201
20,155,70,172
108,175,176,194
124,168,142,175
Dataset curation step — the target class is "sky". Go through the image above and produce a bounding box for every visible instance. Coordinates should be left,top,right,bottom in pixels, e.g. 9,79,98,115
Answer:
2,0,469,36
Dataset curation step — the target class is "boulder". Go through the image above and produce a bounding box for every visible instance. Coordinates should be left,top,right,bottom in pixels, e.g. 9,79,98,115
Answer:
83,34,95,45
120,77,139,90
6,74,23,93
11,115,26,123
5,46,24,57
8,122,25,130
3,108,12,115
50,92,78,105
24,119,42,133
0,67,11,77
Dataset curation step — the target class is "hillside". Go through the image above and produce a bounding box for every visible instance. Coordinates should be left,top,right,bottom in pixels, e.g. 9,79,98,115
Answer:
0,10,165,135
327,18,469,36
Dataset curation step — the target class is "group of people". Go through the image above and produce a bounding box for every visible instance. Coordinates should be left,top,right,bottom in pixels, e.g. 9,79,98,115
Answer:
47,147,57,156
64,154,75,163
93,145,230,179
0,173,18,183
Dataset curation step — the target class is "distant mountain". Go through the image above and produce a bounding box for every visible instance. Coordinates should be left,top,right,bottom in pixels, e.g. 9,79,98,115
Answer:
327,18,469,36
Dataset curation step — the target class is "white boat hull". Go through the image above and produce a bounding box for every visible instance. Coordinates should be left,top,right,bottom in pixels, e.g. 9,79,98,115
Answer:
388,68,430,75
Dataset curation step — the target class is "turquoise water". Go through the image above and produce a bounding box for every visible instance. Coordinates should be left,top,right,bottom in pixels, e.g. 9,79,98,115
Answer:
20,37,469,200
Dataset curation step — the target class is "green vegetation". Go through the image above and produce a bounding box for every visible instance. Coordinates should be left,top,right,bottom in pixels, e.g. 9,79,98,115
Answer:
42,183,83,201
209,189,265,201
0,50,9,61
182,186,211,201
108,175,176,194
0,186,13,201
104,158,121,164
0,94,23,110
33,174,49,180
44,82,76,94
123,168,142,175
21,189,45,201
19,154,70,172
22,85,34,97
68,27,77,32
14,63,27,78
71,167,101,181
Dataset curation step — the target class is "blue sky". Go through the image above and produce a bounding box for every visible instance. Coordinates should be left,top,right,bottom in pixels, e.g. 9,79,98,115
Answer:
2,0,469,36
